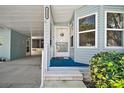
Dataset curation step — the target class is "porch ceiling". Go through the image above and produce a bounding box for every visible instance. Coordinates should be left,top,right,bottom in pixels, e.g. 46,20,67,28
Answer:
0,5,44,37
51,5,82,25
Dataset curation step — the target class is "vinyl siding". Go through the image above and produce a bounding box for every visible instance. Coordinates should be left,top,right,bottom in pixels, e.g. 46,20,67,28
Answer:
0,28,11,60
74,5,124,64
11,30,28,60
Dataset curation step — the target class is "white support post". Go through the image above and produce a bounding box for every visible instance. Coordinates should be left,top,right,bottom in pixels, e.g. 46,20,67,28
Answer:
44,5,50,71
40,5,51,88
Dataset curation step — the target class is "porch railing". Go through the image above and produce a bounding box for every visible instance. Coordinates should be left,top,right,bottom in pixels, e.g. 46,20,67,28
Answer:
40,43,50,87
40,49,44,88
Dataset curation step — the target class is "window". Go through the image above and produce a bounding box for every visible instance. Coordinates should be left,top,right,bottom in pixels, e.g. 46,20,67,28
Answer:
26,40,30,52
41,39,44,48
79,14,95,31
71,36,73,47
32,39,44,48
78,13,97,47
56,42,68,52
79,31,95,46
106,12,124,47
32,39,40,48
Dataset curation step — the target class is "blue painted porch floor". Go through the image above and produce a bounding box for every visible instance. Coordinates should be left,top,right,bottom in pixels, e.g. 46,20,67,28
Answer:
50,57,89,67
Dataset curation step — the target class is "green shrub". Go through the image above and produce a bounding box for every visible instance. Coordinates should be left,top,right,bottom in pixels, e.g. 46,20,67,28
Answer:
90,51,124,88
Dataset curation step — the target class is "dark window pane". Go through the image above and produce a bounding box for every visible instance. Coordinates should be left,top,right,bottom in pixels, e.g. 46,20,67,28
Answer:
41,39,44,48
26,47,30,52
107,31,123,46
56,42,68,52
71,36,73,47
79,31,95,46
107,13,123,29
32,39,44,48
79,14,95,31
32,39,40,48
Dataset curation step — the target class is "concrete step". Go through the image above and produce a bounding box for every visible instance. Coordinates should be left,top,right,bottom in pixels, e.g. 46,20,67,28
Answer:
44,70,83,80
49,67,89,72
44,80,86,88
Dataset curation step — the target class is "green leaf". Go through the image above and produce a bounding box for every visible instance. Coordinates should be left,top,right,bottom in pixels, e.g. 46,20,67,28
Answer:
90,51,124,88
122,56,124,60
108,62,113,67
97,74,103,79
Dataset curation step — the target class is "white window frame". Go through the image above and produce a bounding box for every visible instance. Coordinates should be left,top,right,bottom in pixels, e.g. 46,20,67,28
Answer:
105,11,124,49
77,13,98,48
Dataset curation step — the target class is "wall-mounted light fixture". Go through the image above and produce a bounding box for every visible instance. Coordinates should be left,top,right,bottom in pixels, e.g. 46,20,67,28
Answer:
45,7,49,19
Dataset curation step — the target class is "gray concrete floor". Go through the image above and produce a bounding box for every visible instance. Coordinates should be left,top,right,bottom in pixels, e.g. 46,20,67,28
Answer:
44,80,86,88
0,56,41,88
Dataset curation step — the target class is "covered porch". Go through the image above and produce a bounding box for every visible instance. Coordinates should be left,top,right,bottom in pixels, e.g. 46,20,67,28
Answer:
43,5,89,71
42,5,90,88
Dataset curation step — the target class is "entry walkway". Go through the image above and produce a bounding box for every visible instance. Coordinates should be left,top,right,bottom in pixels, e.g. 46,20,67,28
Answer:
0,56,41,88
43,70,86,88
44,80,86,88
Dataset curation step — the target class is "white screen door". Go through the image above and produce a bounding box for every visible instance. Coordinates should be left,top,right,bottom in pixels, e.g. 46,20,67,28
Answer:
55,27,70,57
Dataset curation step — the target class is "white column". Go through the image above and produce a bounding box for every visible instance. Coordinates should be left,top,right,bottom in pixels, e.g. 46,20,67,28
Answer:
44,5,50,72
41,5,51,88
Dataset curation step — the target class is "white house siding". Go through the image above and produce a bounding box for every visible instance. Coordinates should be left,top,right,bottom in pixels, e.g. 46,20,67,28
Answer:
70,48,74,59
73,5,124,64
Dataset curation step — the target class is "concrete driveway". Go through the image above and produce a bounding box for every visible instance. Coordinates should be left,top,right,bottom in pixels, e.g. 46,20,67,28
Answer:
0,56,41,88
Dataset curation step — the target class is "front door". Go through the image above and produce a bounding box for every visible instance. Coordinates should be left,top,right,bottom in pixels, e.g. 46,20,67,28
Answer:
55,27,70,57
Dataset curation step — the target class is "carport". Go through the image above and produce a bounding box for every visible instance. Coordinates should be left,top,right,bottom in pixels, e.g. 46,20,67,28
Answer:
0,5,44,88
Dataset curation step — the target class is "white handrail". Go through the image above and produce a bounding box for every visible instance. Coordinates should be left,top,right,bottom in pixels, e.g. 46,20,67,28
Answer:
40,44,49,88
40,50,44,88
